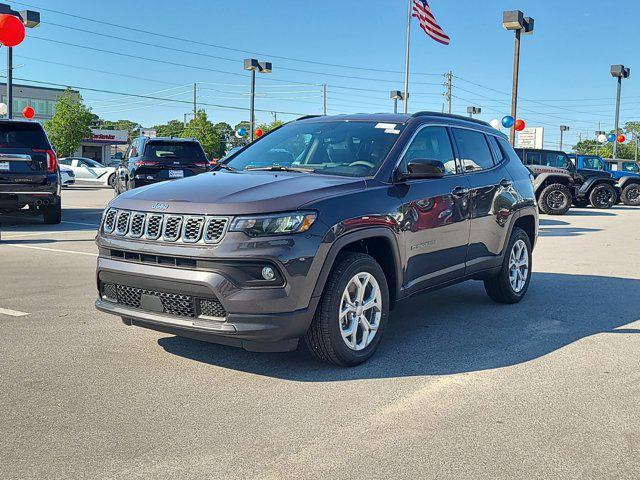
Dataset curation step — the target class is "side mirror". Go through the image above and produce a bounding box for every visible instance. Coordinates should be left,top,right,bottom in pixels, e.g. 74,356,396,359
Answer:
398,158,446,180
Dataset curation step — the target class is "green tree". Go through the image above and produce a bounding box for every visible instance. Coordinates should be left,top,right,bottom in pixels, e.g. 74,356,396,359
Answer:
181,109,219,158
212,122,234,157
153,119,185,138
45,89,93,157
257,120,284,134
101,119,140,142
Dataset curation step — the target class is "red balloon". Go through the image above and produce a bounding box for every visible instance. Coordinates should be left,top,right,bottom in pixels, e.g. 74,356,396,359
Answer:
617,134,626,143
514,119,526,131
22,106,35,119
0,14,26,47
255,128,264,138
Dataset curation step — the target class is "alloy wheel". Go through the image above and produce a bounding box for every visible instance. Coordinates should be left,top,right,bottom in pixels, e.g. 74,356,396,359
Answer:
508,239,529,293
339,272,382,351
547,190,568,210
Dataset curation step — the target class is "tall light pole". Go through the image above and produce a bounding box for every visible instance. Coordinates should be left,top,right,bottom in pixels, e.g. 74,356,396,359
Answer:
503,10,534,146
390,90,404,114
559,125,569,151
467,106,481,118
244,58,272,142
0,5,40,119
610,64,630,160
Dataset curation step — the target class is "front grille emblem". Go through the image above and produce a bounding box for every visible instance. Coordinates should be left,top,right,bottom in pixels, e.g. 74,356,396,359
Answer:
151,202,170,211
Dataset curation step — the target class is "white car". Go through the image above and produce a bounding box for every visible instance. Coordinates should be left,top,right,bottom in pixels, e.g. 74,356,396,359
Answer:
59,164,75,187
58,157,117,188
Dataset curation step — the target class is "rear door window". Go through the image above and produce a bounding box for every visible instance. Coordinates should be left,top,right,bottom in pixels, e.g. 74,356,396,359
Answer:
0,123,49,149
452,128,495,171
143,141,207,164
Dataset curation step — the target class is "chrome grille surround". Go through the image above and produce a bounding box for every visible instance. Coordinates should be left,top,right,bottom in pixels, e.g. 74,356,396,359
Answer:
115,210,131,236
129,212,146,238
162,215,183,242
101,208,229,245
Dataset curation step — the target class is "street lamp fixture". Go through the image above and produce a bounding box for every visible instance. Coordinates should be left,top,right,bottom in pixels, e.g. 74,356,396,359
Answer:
244,58,272,141
610,64,631,160
467,106,481,118
503,10,534,146
390,90,405,114
559,125,569,151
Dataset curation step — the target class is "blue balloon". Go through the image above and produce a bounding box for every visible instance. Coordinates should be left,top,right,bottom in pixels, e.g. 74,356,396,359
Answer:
237,128,247,136
607,133,616,143
501,116,515,128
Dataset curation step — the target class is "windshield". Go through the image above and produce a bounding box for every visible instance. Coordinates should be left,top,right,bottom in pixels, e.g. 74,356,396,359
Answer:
226,120,405,177
143,141,207,163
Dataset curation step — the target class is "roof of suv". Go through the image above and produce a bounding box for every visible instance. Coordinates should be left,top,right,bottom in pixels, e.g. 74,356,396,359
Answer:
295,112,495,131
137,136,199,143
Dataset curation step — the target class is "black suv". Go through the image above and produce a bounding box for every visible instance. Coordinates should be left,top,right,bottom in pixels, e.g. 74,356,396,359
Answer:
0,119,61,224
515,148,618,212
115,136,210,194
96,113,538,366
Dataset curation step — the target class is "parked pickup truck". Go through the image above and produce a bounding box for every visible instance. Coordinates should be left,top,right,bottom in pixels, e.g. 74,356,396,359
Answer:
0,119,61,224
568,154,640,206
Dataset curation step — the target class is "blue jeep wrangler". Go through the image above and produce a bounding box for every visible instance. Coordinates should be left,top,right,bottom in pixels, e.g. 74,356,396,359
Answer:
569,155,640,206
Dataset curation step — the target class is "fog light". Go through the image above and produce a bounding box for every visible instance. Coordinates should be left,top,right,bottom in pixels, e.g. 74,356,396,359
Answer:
261,266,275,281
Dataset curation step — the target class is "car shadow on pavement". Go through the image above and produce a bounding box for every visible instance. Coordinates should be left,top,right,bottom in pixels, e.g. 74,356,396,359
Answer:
566,209,616,217
538,227,602,237
158,272,640,382
0,207,103,229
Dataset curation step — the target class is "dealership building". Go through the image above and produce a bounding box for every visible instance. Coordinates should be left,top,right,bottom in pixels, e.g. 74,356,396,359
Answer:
73,128,129,163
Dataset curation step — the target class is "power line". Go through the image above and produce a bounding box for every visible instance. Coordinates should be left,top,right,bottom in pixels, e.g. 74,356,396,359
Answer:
11,0,442,77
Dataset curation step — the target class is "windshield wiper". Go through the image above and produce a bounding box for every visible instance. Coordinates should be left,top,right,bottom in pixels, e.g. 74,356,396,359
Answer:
215,163,237,172
244,165,314,173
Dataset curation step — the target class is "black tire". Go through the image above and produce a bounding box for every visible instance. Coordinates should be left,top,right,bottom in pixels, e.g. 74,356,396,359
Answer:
304,252,390,366
108,173,116,189
484,227,532,304
589,183,616,209
621,183,640,206
42,200,62,225
538,183,571,215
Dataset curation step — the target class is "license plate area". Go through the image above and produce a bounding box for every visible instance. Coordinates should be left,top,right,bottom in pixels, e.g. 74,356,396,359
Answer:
0,162,9,171
169,170,184,178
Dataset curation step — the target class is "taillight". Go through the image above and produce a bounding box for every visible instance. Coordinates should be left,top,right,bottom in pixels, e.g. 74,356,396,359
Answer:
34,148,58,173
134,161,159,167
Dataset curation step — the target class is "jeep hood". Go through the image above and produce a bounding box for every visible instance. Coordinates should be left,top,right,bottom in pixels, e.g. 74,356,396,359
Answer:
110,171,366,215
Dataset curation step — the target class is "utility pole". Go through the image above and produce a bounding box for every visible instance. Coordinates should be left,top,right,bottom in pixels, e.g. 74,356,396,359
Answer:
193,82,197,118
402,0,412,113
610,65,631,160
6,47,12,119
444,71,452,114
322,83,327,115
635,130,639,162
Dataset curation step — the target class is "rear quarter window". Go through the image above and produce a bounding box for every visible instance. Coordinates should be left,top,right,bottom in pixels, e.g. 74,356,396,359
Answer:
0,122,50,149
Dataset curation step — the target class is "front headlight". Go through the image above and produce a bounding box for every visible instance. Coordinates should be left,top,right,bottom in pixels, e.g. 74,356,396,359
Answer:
229,211,317,236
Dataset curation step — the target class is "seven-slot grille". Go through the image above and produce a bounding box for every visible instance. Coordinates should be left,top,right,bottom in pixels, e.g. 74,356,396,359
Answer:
101,208,228,244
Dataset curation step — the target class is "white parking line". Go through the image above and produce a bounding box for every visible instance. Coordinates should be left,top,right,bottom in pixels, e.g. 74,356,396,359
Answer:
0,307,29,317
1,243,97,257
62,221,100,227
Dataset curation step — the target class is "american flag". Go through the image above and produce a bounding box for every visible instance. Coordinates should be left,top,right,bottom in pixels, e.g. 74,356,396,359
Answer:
412,0,451,45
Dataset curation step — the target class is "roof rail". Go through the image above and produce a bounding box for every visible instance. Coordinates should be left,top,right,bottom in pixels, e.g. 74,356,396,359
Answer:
295,114,323,121
411,111,491,127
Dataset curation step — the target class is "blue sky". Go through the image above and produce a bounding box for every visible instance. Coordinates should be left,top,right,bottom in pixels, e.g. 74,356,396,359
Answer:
6,0,639,148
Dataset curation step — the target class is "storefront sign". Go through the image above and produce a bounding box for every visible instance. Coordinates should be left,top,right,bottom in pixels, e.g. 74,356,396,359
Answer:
85,128,128,145
516,127,544,149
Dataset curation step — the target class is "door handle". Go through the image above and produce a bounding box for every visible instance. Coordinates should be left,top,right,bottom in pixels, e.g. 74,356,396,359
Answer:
451,186,470,197
500,178,513,188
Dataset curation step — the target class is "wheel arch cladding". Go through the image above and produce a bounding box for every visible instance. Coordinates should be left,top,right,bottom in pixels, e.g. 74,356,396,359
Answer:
312,228,402,309
513,214,536,251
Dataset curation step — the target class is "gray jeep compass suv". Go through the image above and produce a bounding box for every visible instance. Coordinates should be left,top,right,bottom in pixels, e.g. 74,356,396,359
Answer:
95,112,538,366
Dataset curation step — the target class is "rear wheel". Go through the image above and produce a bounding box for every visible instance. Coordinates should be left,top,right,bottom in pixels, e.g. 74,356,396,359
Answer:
589,183,616,209
484,227,532,304
538,183,571,215
108,173,116,189
621,183,640,206
42,199,62,224
305,252,389,366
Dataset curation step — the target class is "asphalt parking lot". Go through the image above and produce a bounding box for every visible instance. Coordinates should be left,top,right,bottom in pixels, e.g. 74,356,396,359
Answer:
1,186,640,480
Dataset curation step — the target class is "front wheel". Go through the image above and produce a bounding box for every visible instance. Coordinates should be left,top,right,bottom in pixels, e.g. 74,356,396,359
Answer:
621,183,640,206
108,173,116,189
589,183,616,209
305,252,389,366
538,183,571,215
484,227,532,304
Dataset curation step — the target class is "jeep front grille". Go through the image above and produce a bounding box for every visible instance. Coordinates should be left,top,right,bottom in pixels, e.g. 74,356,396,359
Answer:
101,209,229,245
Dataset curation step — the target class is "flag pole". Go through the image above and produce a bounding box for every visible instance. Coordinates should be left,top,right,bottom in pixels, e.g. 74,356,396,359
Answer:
403,0,411,113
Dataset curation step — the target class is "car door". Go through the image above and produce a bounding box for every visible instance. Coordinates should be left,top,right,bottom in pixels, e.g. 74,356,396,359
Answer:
394,125,471,292
71,159,89,180
451,128,518,274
